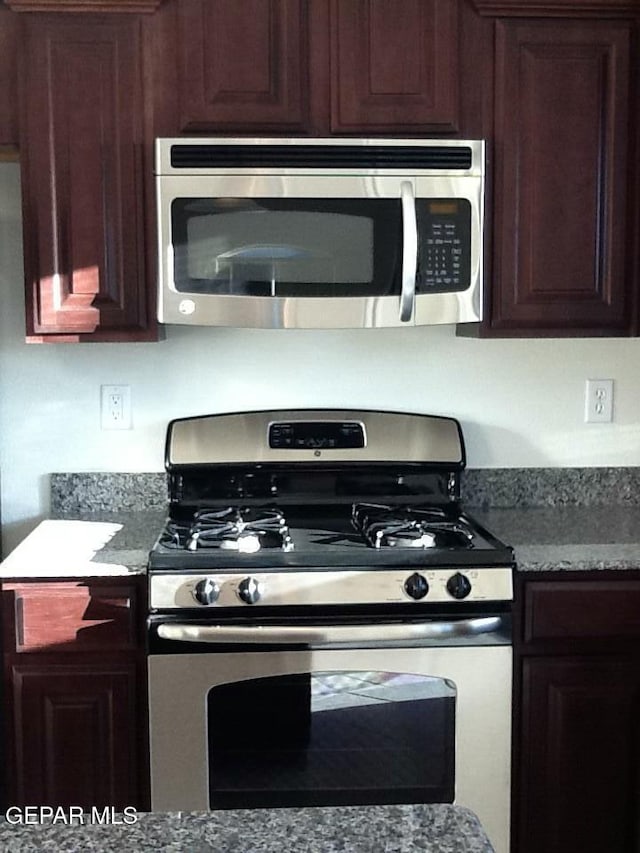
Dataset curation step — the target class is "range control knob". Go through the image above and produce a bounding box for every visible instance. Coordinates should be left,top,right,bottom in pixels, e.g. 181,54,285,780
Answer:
193,578,220,606
447,572,472,600
404,572,429,600
237,576,261,605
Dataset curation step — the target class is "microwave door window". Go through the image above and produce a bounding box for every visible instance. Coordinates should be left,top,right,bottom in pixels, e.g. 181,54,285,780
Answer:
211,244,319,297
171,199,402,298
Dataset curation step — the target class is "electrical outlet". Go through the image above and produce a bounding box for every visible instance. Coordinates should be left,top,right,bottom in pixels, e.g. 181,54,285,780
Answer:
584,379,613,423
101,385,132,430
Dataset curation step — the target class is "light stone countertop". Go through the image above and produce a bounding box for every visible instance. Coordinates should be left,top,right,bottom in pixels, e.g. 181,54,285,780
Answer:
0,513,163,578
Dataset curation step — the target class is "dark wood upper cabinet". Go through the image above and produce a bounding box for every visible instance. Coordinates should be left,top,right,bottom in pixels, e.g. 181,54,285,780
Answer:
173,0,460,136
6,0,161,9
3,0,639,340
489,19,633,336
0,4,19,148
19,14,154,341
177,0,309,134
329,0,459,134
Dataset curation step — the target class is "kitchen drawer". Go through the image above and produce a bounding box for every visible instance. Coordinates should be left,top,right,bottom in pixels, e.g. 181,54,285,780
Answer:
523,580,640,643
2,581,139,653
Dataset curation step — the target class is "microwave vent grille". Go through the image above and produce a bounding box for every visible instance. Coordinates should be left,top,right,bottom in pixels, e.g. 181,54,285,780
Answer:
169,144,474,172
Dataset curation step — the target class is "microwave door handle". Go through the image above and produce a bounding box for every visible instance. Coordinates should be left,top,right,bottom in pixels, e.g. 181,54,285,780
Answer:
156,616,504,646
399,180,418,322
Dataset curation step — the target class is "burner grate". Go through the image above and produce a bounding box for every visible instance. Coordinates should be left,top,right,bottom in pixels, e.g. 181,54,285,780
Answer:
352,503,476,551
186,507,292,553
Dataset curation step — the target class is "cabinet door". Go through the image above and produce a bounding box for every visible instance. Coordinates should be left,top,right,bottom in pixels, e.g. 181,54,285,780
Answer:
0,6,18,148
516,656,640,853
491,20,632,335
8,661,141,809
330,0,459,133
20,15,153,342
177,0,309,133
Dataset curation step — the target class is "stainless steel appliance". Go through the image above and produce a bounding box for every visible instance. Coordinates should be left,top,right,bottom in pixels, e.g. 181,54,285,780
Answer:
155,138,485,328
147,409,513,853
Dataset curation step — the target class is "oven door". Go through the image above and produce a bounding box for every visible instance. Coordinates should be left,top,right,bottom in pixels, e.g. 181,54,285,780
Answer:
156,174,483,328
147,616,511,853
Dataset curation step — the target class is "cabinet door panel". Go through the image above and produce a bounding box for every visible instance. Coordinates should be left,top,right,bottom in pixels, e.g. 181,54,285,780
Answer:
517,656,640,853
178,0,308,132
330,0,458,133
492,20,631,334
21,16,150,340
9,662,140,809
0,6,18,148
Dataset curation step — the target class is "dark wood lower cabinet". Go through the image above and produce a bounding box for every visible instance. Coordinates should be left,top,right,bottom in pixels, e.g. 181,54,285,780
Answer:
518,656,640,853
10,660,141,809
514,574,640,853
1,578,148,810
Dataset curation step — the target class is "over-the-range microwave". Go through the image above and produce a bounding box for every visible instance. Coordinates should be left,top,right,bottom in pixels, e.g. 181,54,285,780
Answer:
155,137,485,329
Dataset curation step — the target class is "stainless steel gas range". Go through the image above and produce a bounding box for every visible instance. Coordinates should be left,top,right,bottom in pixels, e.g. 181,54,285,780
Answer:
147,409,514,853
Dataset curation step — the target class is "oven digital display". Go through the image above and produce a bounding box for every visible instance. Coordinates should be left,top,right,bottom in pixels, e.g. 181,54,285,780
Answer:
269,421,365,450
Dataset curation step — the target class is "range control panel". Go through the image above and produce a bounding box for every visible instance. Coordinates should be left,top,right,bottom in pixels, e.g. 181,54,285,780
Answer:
417,198,471,293
149,568,514,610
269,420,365,450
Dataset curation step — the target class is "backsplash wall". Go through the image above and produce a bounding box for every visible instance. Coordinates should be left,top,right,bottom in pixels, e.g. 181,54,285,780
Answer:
2,162,640,554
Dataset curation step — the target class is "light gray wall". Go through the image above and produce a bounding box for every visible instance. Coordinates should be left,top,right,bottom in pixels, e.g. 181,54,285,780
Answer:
1,162,639,554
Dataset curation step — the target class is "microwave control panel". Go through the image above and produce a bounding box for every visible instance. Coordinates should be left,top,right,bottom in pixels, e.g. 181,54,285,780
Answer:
416,199,471,293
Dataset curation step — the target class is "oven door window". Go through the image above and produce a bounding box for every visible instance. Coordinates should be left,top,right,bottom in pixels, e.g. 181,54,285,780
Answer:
207,671,455,808
171,198,402,298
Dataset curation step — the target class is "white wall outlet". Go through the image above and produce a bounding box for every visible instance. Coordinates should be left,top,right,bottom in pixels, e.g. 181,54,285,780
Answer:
584,379,614,423
101,385,132,430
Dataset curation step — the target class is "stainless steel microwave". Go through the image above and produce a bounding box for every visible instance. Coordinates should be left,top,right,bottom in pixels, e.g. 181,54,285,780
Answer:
155,138,485,329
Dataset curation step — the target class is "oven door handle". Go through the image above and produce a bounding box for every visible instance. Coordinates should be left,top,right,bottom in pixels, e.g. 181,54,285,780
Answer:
156,616,505,646
399,180,417,323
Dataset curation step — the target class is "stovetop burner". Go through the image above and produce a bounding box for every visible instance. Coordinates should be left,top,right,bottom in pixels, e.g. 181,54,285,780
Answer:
161,507,293,553
351,503,475,550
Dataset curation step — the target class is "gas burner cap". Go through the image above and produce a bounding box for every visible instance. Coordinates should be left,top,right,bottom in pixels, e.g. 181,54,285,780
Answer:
221,534,262,554
382,531,437,549
187,526,294,553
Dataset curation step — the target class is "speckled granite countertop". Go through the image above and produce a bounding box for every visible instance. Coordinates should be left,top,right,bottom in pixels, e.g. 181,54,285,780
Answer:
473,506,640,571
3,469,640,576
0,805,495,852
4,503,636,577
